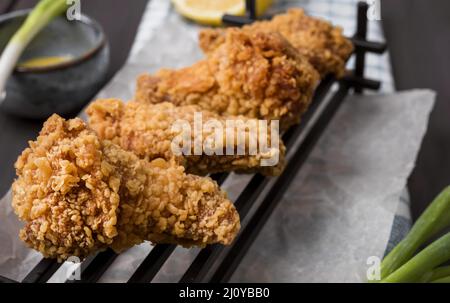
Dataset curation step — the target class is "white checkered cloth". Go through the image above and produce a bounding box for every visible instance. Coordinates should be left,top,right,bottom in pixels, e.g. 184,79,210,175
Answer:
131,0,409,252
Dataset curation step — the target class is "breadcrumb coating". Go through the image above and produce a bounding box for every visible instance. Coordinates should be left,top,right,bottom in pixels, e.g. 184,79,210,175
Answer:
86,99,285,176
12,115,240,261
199,8,353,77
135,28,319,131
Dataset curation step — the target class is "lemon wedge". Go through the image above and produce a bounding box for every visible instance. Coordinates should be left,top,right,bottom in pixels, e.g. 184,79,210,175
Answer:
172,0,273,26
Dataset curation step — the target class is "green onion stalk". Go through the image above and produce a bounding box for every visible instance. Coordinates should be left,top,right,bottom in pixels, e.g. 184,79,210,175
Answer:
382,232,450,282
378,186,450,282
419,265,450,282
430,276,450,283
0,0,68,102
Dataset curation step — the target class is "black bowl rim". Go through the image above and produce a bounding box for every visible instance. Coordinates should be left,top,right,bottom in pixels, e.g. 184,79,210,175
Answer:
0,9,107,74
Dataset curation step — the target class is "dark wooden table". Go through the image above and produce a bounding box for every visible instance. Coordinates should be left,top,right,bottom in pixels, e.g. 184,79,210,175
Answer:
0,0,449,221
382,0,450,219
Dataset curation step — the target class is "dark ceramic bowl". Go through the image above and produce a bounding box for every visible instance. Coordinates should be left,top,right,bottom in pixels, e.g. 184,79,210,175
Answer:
0,10,109,119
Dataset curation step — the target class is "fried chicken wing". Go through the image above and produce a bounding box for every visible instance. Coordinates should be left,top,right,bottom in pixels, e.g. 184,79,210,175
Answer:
12,115,240,261
86,99,284,176
199,8,353,77
135,28,319,131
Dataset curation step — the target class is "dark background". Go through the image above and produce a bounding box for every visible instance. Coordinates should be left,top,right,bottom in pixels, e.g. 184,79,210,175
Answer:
0,0,449,220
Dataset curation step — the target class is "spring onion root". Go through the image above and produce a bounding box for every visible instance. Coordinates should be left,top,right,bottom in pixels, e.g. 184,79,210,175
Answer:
380,186,450,280
0,0,68,103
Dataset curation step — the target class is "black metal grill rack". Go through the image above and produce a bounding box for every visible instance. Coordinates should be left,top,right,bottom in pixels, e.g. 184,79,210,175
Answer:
0,1,386,283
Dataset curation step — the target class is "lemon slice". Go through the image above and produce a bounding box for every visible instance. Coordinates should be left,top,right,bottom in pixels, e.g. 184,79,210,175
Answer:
172,0,273,26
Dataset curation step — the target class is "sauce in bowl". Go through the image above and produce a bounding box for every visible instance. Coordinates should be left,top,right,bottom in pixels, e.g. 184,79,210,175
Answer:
18,55,73,68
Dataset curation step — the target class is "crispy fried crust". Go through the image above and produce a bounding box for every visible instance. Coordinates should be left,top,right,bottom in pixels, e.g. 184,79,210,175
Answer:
135,29,319,131
86,99,285,176
12,115,240,261
199,8,353,77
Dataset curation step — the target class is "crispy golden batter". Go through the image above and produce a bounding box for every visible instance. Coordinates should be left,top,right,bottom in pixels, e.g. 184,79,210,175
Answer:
135,28,319,131
199,8,353,77
12,115,239,261
86,99,285,176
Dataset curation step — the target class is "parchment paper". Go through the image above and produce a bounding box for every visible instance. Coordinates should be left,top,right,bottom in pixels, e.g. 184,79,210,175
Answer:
231,90,435,282
0,1,435,282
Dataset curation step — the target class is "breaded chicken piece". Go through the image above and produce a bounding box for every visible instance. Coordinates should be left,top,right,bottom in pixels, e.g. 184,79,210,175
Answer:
135,28,319,131
12,115,240,261
199,8,353,77
86,99,285,176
